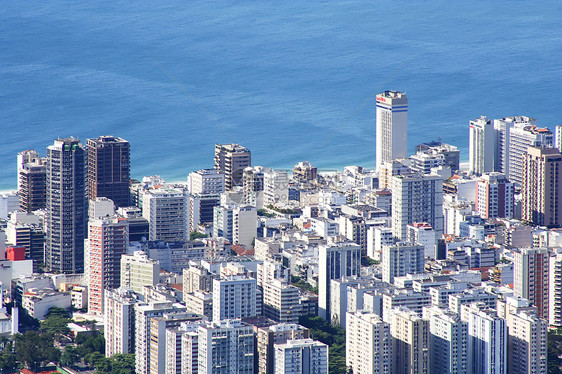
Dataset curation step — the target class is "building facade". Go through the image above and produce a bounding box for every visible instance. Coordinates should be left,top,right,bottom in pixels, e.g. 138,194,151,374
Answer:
214,144,252,190
86,136,130,207
45,138,86,273
469,115,495,175
87,216,129,315
522,146,562,227
376,91,408,170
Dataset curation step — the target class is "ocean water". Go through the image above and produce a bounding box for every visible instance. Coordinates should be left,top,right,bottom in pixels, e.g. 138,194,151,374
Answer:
1,1,562,190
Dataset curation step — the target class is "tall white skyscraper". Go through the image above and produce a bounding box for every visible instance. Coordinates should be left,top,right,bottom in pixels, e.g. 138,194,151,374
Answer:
376,91,408,170
346,311,391,374
469,115,495,175
556,124,562,152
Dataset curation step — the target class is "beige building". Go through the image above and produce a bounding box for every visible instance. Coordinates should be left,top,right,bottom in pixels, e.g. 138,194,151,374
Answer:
522,146,562,227
121,251,159,294
387,308,429,374
506,311,547,374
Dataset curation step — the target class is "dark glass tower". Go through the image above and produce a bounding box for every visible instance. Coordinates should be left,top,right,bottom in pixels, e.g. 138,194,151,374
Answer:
45,138,86,273
86,136,130,207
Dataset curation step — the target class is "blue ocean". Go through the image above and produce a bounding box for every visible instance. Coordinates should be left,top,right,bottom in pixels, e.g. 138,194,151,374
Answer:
1,1,562,190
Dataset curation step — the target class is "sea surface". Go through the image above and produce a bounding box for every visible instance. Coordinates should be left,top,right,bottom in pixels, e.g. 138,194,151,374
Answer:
1,1,562,190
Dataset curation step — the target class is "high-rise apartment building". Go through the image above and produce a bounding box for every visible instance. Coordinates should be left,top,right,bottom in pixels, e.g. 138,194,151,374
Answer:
375,91,408,170
243,166,265,207
148,311,201,374
86,216,128,315
460,303,507,374
18,156,46,213
293,161,318,183
17,150,42,190
262,279,302,323
493,116,531,176
391,173,444,241
476,172,514,219
134,301,187,374
212,275,257,322
264,168,289,206
104,288,139,357
522,146,562,227
506,311,548,374
274,338,329,374
188,169,224,232
415,141,460,171
513,247,550,319
318,240,361,320
214,144,251,190
424,307,468,374
382,242,425,284
188,169,225,195
406,222,437,259
556,124,562,152
387,307,430,374
257,323,310,374
549,250,562,327
346,311,391,374
507,121,553,186
469,115,495,175
5,212,45,271
198,319,255,374
180,322,202,374
213,203,257,248
142,186,189,241
45,138,86,273
86,136,130,207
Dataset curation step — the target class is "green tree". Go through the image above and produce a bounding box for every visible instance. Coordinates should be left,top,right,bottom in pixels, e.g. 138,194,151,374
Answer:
0,341,18,373
85,351,106,368
14,331,61,371
40,314,71,342
60,346,81,367
190,231,208,240
299,315,347,374
90,353,135,374
108,353,135,374
76,332,105,356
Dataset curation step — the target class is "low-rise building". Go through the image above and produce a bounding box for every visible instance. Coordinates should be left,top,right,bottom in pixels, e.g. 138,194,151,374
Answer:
22,288,71,320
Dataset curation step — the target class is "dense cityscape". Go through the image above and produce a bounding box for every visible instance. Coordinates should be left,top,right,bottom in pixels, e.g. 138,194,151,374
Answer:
0,90,562,374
